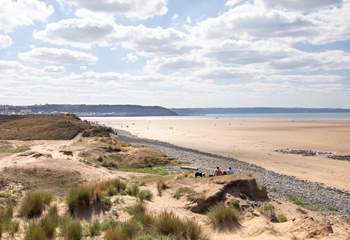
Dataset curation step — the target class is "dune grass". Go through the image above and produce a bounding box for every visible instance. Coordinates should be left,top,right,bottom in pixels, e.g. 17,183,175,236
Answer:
19,191,53,218
138,189,153,202
67,179,125,215
60,217,82,240
276,213,288,223
24,223,46,240
207,203,240,230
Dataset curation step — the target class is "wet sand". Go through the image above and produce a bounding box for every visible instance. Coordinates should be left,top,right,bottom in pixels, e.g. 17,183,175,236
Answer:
87,117,350,192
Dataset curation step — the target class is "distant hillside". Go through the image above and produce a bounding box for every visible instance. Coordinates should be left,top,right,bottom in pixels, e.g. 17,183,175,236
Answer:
172,107,350,116
0,105,177,117
0,114,113,140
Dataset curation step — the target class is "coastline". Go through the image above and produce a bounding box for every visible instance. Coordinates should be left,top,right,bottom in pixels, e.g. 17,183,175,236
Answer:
86,116,350,192
113,130,350,216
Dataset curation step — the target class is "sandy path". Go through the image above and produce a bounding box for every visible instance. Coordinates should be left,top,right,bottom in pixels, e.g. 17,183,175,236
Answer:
86,117,350,192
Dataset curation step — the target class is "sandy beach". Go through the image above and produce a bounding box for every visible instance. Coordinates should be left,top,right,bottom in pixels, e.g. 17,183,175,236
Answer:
87,117,350,192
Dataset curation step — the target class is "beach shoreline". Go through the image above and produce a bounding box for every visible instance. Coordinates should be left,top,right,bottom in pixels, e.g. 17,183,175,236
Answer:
86,117,350,192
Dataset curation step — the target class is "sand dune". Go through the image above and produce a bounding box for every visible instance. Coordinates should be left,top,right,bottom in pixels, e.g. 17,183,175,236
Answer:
88,117,350,192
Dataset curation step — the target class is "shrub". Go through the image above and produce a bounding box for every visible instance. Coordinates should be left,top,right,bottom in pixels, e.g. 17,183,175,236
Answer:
207,203,240,229
121,220,140,239
67,179,125,215
104,227,127,240
61,218,82,240
184,219,207,240
173,187,202,201
20,191,53,218
154,211,182,237
259,203,276,221
40,206,59,238
67,185,94,215
276,213,288,223
154,211,206,240
138,190,153,202
228,199,240,209
89,220,101,236
24,223,46,240
0,206,13,226
127,203,154,230
135,234,170,240
125,184,140,197
7,220,19,237
100,219,118,231
156,180,168,196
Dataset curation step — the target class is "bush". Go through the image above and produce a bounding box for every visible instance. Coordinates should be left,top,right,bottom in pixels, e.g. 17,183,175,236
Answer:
155,211,185,237
24,223,46,240
127,203,154,230
154,211,206,240
156,180,168,196
7,220,19,237
207,203,240,229
89,220,101,236
100,219,118,231
61,218,82,240
104,227,127,240
20,191,53,218
228,199,240,209
138,190,153,202
67,179,126,215
259,203,276,221
276,213,288,223
121,220,140,239
173,187,198,201
40,206,59,238
67,185,95,215
125,184,140,197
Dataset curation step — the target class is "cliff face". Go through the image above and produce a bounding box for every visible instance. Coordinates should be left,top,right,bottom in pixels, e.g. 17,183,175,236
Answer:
0,105,178,117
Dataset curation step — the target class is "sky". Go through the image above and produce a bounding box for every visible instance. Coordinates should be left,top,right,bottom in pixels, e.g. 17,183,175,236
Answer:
1,0,350,108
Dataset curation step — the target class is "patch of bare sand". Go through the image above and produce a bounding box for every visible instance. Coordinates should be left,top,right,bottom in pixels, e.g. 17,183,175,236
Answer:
88,117,350,191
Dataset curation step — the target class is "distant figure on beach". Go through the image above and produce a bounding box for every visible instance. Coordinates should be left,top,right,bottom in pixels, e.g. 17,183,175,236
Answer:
226,167,233,175
214,166,222,176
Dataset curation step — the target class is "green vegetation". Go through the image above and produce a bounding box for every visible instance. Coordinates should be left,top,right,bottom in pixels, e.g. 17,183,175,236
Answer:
173,187,202,201
156,180,169,196
19,191,53,218
276,213,288,223
61,217,82,240
67,179,125,215
138,189,153,202
0,144,30,154
207,203,240,229
125,184,140,197
89,220,101,236
40,206,59,238
24,223,46,240
155,211,206,240
259,203,275,220
287,195,320,211
228,199,240,210
122,167,168,176
0,114,113,140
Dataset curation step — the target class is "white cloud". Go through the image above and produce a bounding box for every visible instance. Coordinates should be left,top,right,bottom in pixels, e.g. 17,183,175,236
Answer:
0,0,53,33
261,0,343,12
195,0,350,45
0,34,12,48
33,18,115,49
43,66,65,73
59,0,168,20
18,47,98,65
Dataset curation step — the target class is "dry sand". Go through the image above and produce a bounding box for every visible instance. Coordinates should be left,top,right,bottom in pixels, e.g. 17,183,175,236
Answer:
87,117,350,192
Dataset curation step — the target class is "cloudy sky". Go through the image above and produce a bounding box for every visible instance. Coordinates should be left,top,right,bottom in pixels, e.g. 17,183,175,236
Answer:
1,0,350,107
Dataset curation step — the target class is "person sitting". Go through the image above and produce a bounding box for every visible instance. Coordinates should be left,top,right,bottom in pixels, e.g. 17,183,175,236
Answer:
226,167,233,175
214,167,222,176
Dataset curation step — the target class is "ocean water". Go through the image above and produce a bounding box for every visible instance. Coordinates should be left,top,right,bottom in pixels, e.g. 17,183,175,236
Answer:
85,112,350,121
